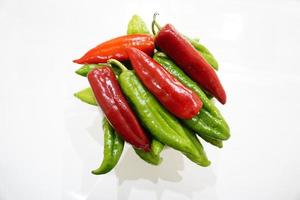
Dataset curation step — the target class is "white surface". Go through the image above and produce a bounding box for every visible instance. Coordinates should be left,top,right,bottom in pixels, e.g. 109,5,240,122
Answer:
1,0,300,199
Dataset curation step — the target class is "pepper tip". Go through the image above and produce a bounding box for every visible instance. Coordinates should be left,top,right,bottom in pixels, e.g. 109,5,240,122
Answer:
73,59,82,64
202,160,211,167
220,96,227,105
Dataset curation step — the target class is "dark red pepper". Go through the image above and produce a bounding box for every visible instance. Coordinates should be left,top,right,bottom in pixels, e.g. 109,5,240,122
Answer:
87,67,150,151
74,34,154,64
126,47,203,119
155,24,227,104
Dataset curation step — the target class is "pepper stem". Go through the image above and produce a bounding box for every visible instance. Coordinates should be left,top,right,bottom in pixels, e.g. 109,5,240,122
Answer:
151,12,162,36
107,59,128,72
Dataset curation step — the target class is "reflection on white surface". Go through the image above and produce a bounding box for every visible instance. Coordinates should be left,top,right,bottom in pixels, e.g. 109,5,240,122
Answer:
116,148,185,184
114,148,216,200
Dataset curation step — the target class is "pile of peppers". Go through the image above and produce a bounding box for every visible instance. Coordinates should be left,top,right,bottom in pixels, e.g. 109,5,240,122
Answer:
73,14,230,175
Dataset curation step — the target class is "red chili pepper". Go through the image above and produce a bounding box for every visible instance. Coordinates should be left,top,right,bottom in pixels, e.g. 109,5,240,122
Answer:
126,47,203,119
87,67,150,151
74,34,154,64
155,24,227,104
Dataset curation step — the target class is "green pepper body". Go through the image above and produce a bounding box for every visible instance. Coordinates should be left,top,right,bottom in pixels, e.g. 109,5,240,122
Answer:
92,118,124,175
153,52,230,141
127,15,150,35
200,53,219,71
200,134,223,148
188,38,219,70
118,70,210,166
182,127,210,163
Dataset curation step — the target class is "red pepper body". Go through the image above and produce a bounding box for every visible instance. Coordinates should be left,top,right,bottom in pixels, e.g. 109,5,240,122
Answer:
87,67,150,151
126,47,203,119
155,24,227,104
74,34,154,64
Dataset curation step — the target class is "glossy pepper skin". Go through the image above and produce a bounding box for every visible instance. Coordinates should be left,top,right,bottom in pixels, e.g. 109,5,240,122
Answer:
155,24,227,104
110,59,209,166
153,52,230,141
126,47,202,119
87,67,150,151
200,134,223,148
92,118,124,175
74,34,154,64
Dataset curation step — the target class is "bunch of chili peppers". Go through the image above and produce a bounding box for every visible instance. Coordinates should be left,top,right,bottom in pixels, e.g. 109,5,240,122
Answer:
73,14,230,175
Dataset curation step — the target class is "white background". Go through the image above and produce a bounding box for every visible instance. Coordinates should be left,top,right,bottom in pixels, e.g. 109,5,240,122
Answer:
1,0,300,199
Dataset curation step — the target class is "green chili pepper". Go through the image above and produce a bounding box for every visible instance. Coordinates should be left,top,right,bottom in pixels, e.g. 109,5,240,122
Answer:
127,15,150,35
153,52,230,141
108,59,210,166
92,118,124,175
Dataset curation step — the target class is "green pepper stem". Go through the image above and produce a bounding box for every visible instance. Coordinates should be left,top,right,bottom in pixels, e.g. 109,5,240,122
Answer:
107,59,128,72
151,12,162,36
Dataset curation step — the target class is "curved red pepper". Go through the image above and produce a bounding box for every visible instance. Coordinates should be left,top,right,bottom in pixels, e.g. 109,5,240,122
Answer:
126,47,202,119
74,34,154,64
87,67,150,151
155,24,227,104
